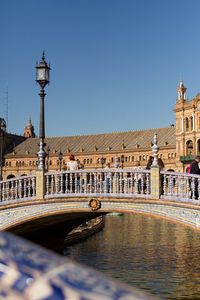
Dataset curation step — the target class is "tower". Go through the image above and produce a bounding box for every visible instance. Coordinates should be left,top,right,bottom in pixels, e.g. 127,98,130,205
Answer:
24,118,36,138
177,78,187,102
174,79,200,171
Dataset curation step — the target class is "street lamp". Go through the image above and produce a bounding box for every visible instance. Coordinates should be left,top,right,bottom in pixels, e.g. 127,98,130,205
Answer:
101,157,106,169
58,151,63,171
35,51,51,170
46,146,50,171
0,118,6,181
121,154,124,169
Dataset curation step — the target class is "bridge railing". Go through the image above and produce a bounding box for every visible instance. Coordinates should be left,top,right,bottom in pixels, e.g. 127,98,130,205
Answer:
44,169,151,199
1,169,200,204
0,175,36,202
161,171,200,202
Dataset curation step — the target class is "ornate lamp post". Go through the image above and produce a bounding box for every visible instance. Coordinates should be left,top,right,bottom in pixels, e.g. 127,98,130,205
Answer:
58,151,63,171
121,154,124,169
101,157,106,169
0,118,6,181
35,51,51,170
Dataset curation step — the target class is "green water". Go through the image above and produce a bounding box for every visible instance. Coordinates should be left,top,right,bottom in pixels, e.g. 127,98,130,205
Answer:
64,213,200,299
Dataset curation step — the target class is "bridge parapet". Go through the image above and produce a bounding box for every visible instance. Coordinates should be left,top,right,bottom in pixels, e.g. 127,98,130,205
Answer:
0,168,200,205
0,174,36,203
44,169,151,199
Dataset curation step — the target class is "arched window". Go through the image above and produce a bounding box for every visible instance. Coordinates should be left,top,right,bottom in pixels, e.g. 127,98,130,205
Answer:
198,139,200,153
168,153,171,159
90,159,93,164
143,155,145,161
111,157,114,163
7,174,15,180
19,161,21,167
139,155,142,161
185,117,189,131
190,116,193,131
132,156,134,162
186,140,193,155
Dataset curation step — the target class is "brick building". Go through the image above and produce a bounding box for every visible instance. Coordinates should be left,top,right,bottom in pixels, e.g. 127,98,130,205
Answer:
1,79,200,179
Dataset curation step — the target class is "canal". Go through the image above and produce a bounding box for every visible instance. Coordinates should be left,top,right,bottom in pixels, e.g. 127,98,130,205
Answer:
64,213,200,299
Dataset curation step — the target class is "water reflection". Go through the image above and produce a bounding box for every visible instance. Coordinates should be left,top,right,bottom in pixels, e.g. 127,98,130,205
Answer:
64,213,200,299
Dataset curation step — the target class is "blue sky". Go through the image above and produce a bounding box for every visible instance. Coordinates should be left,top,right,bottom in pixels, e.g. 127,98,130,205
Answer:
1,0,200,137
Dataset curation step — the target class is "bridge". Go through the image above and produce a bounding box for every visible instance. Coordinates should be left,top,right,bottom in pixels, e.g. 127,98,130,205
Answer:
1,166,200,232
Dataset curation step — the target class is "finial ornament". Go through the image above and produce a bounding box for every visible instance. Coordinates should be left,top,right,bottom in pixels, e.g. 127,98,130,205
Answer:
152,132,159,167
42,50,45,61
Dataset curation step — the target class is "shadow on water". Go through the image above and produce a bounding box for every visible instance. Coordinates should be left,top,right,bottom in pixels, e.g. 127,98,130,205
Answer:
64,213,200,299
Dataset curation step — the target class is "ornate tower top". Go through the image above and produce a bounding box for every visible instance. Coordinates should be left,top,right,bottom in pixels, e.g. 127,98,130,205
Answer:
24,117,35,138
177,78,187,102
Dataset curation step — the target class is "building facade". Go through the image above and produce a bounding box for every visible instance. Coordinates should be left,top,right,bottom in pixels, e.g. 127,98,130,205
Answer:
2,79,200,179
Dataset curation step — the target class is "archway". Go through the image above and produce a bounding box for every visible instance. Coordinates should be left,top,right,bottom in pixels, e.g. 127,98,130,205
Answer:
186,140,193,155
7,174,15,180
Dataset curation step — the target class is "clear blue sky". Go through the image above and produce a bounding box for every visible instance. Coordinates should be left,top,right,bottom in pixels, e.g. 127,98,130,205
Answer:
1,0,200,137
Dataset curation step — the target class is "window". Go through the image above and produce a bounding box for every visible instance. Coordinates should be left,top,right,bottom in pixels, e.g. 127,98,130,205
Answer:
50,160,52,165
90,159,93,164
132,156,134,162
185,117,189,131
111,157,114,163
9,162,11,167
168,153,171,159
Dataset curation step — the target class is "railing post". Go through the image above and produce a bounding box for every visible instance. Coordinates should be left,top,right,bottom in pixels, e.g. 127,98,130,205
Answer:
151,166,161,199
151,132,161,199
36,170,45,200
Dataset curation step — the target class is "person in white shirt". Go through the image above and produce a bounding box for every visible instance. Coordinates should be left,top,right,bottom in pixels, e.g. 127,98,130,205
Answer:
67,154,79,192
104,162,111,193
67,154,79,170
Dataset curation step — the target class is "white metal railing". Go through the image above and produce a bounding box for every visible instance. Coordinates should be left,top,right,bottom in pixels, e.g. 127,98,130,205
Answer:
0,175,36,202
44,169,151,199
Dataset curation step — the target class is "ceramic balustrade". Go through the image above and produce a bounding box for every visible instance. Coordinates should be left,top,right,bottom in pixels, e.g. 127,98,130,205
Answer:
44,169,151,198
0,175,36,203
161,171,200,201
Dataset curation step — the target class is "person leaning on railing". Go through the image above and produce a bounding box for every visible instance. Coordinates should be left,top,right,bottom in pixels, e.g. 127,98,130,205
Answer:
189,156,200,200
66,154,79,192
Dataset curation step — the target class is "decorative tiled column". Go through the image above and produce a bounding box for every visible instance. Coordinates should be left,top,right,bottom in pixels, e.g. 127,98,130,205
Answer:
151,132,161,199
36,170,45,200
151,166,161,199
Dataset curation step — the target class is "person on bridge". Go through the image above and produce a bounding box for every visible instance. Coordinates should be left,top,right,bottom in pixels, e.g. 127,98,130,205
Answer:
67,154,79,192
189,156,200,199
104,162,111,193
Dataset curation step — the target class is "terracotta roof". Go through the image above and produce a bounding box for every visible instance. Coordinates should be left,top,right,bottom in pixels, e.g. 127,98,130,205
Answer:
5,126,176,157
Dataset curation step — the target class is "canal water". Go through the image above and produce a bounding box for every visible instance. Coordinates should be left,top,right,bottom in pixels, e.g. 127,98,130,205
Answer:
64,213,200,299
